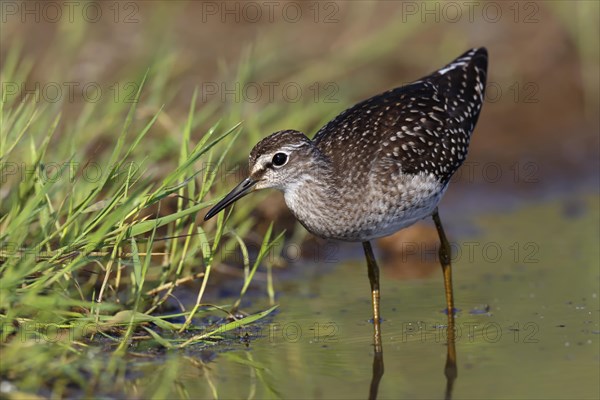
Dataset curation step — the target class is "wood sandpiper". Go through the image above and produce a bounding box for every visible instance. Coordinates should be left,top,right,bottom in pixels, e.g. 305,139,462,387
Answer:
204,47,488,398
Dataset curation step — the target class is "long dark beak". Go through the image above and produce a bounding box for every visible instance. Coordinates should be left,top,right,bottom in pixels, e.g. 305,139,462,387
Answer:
204,178,258,220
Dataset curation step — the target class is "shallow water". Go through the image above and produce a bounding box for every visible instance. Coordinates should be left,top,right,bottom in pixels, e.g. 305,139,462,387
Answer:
119,194,599,399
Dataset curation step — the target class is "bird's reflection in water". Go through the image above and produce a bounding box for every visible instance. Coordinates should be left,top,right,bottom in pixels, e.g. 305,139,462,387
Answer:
367,311,457,400
443,312,458,400
369,345,384,400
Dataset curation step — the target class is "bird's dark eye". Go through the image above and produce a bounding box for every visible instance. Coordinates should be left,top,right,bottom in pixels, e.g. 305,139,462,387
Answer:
272,152,288,167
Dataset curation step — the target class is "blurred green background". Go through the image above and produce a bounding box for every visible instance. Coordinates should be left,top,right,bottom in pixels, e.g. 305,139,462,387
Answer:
1,1,598,399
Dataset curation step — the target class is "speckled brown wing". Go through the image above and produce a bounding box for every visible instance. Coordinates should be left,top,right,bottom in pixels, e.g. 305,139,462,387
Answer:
312,48,488,185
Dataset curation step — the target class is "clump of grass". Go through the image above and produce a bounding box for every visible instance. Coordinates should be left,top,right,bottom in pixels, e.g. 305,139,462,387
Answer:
0,46,282,395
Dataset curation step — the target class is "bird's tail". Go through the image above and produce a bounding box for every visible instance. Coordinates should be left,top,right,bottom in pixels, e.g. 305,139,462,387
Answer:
432,47,488,130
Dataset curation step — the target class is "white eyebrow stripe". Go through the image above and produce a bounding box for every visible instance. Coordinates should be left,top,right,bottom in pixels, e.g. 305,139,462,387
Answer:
251,145,300,175
251,155,272,175
282,143,305,150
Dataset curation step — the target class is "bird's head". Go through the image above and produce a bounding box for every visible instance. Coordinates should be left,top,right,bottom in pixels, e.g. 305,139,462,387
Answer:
204,130,320,220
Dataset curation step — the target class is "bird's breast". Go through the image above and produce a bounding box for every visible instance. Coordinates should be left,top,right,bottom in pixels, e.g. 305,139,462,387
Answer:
283,171,446,242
